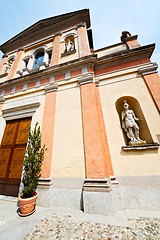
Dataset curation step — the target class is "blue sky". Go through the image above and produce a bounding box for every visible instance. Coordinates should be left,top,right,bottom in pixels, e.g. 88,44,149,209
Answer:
0,0,160,66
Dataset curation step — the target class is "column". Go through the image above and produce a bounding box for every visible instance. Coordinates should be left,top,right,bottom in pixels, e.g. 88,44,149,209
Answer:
7,48,23,80
27,55,34,70
41,83,58,178
51,33,61,66
78,75,113,180
138,63,160,112
39,50,48,70
77,24,90,57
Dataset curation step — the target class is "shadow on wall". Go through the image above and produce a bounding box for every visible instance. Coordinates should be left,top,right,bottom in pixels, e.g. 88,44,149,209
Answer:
116,96,153,146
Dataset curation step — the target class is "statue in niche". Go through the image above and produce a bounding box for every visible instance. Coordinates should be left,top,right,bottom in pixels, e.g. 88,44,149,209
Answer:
65,39,75,52
121,100,146,146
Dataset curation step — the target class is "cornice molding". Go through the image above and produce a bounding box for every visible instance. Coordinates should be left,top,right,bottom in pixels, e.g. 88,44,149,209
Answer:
95,44,155,70
78,74,93,85
138,63,158,75
95,78,100,86
45,83,58,93
0,96,5,104
2,102,40,120
0,54,96,89
2,54,8,58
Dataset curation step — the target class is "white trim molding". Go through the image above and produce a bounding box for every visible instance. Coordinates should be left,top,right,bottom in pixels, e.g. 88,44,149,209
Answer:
2,96,40,120
78,74,93,85
0,96,5,104
138,63,158,75
45,83,58,93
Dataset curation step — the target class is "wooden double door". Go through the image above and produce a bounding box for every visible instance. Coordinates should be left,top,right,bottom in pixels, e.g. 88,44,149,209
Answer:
0,118,31,197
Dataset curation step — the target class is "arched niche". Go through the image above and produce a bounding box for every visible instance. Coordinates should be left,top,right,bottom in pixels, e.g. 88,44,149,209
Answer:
64,35,75,53
116,96,153,145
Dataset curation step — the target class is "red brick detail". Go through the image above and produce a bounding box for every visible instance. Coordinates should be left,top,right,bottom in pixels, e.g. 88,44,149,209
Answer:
126,39,140,49
40,78,50,85
27,82,36,88
41,91,57,178
70,69,82,77
143,72,160,112
87,66,93,73
7,49,23,80
55,73,65,81
15,85,24,92
4,89,12,95
77,25,90,57
95,58,150,76
80,82,113,178
51,34,61,66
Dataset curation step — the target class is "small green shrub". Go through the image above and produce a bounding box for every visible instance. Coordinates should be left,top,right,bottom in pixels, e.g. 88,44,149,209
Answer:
21,122,47,198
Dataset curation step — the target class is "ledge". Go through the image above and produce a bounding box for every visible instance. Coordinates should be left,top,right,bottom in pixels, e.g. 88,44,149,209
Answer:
83,178,111,192
38,178,52,186
122,143,159,151
138,63,158,75
0,72,8,78
78,74,94,85
61,49,76,57
45,83,58,93
0,96,5,104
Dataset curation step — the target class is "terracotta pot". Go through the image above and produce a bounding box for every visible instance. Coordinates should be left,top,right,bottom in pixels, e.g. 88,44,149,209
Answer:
18,192,38,216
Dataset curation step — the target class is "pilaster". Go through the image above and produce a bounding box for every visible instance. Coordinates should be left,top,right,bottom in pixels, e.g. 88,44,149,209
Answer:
77,23,90,57
41,83,58,178
138,63,160,112
78,75,113,181
51,34,61,66
7,48,23,80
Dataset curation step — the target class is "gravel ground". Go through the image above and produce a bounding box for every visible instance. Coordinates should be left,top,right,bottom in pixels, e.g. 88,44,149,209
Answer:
24,213,160,240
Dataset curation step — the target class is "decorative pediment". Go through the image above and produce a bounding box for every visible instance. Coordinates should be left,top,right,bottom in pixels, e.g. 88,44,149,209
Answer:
0,9,90,53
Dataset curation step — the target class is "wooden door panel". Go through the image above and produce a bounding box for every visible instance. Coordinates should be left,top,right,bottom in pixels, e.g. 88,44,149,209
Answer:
16,119,31,144
2,122,17,146
0,149,11,178
8,147,26,179
0,117,31,196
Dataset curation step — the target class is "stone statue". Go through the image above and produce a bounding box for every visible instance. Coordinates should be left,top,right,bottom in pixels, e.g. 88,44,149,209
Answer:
65,39,75,52
121,31,131,42
121,100,146,146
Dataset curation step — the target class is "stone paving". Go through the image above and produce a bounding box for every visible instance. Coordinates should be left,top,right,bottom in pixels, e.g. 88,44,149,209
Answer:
0,220,6,227
25,213,160,240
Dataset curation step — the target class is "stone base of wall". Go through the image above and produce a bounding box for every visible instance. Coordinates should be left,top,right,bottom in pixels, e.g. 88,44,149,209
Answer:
37,176,160,216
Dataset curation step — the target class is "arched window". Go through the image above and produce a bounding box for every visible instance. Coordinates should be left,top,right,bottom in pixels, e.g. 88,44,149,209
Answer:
34,52,44,68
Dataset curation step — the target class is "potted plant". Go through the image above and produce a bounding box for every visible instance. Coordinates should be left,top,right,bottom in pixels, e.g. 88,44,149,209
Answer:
18,122,47,216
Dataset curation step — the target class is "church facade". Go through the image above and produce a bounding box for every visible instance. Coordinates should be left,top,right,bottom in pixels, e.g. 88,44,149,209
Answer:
0,9,160,215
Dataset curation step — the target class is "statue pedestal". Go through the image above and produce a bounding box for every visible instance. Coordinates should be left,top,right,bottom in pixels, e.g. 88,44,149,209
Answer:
122,142,159,151
129,140,146,146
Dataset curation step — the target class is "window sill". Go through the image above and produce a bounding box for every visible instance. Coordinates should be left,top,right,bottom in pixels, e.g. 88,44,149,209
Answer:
61,49,76,57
